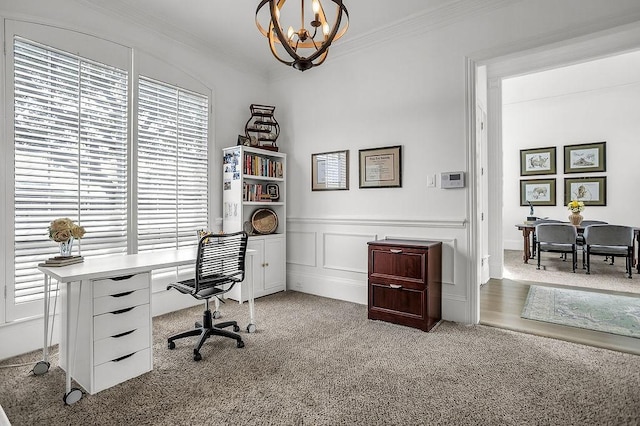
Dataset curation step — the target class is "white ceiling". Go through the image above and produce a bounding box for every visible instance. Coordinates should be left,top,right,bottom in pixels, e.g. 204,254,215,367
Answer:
81,0,456,72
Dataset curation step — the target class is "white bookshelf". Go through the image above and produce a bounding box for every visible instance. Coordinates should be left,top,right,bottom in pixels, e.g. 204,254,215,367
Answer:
222,146,286,301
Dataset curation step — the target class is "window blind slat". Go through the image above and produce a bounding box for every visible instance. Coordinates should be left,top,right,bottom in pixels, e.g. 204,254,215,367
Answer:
13,37,128,307
137,77,208,255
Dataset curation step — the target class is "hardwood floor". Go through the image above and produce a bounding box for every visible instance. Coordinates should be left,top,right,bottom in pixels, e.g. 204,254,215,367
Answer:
480,278,640,355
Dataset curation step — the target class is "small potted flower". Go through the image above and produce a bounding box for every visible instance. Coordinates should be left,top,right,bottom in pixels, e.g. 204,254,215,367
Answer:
567,200,585,226
48,218,85,257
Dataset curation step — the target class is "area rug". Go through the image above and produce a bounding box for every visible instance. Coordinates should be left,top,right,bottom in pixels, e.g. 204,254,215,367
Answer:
521,285,640,338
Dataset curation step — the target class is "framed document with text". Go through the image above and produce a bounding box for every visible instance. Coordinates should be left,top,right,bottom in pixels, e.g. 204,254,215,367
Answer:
358,145,402,188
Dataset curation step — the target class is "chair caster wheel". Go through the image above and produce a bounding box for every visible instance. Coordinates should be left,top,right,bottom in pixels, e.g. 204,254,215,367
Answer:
247,323,257,333
63,388,83,405
32,360,50,376
168,341,176,350
195,321,201,328
233,325,240,332
213,310,221,319
236,340,245,348
193,350,202,361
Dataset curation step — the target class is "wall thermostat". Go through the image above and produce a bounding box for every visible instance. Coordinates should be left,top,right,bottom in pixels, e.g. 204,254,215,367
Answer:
440,171,465,189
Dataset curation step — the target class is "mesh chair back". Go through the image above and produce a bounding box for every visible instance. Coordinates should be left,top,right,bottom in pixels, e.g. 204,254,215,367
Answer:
584,225,633,247
195,231,248,294
535,223,577,245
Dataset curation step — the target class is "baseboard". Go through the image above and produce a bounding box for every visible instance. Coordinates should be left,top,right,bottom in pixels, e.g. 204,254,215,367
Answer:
287,272,366,305
152,289,202,317
286,272,472,324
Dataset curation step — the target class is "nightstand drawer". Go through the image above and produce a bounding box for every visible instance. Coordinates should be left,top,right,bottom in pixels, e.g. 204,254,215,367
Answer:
93,273,149,298
94,326,150,366
93,348,151,394
93,288,149,316
93,304,149,341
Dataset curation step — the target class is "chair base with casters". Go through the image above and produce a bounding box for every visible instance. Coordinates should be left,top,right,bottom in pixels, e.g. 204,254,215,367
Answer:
167,296,244,361
166,231,248,361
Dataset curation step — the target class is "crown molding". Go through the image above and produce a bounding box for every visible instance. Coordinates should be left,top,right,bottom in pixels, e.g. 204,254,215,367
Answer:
332,0,515,60
75,0,516,79
74,0,268,74
266,0,515,80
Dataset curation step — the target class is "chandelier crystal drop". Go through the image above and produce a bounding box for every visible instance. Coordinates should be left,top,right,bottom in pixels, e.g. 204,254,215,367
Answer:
256,0,349,71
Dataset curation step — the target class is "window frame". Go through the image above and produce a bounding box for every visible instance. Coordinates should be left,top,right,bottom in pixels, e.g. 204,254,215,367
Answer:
2,20,214,322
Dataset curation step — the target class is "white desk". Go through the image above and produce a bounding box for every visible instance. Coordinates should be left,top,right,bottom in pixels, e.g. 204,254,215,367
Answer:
36,249,255,404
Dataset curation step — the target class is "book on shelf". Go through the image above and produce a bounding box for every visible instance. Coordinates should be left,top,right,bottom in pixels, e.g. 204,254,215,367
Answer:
38,255,84,267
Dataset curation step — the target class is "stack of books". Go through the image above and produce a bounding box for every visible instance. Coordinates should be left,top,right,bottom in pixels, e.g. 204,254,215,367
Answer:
39,255,84,267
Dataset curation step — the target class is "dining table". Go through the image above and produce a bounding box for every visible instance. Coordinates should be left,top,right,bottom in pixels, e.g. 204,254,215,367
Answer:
515,222,640,272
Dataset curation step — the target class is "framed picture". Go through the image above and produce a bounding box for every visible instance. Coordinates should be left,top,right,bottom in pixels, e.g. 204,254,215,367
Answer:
564,142,606,173
237,135,250,146
358,145,402,189
520,147,556,176
311,150,349,191
564,176,607,206
520,178,556,206
266,183,280,201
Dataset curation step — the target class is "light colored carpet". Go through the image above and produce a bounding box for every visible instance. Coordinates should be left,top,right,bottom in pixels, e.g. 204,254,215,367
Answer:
1,291,640,425
504,249,640,294
522,285,640,338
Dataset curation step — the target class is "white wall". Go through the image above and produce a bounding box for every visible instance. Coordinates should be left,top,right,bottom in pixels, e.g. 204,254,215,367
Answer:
502,50,640,250
269,0,640,324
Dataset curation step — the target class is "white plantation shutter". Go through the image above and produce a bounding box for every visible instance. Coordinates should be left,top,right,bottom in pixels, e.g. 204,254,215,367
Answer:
137,77,208,279
12,37,128,315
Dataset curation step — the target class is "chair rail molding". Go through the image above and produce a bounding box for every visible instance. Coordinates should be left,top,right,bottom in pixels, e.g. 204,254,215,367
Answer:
287,217,467,228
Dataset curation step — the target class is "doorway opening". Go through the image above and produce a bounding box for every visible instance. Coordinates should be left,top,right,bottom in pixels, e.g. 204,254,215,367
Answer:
474,27,640,354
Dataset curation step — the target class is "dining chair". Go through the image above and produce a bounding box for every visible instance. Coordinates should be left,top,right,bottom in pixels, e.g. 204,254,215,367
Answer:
583,224,634,278
535,223,578,272
531,219,566,258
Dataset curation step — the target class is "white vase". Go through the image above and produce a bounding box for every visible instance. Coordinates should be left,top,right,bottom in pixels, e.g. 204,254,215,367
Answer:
59,237,74,257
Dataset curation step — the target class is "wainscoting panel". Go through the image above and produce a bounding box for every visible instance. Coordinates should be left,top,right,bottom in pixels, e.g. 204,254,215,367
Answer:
286,217,470,323
287,231,317,267
323,232,376,273
288,271,366,305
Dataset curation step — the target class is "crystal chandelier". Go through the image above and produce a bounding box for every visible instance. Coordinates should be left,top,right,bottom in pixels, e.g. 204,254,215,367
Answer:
256,0,349,71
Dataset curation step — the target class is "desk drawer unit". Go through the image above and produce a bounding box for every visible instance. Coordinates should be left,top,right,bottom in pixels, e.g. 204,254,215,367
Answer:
367,240,442,331
91,273,152,394
60,272,152,395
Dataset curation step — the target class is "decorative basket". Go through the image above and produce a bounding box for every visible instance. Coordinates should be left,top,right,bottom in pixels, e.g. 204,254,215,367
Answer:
251,208,278,234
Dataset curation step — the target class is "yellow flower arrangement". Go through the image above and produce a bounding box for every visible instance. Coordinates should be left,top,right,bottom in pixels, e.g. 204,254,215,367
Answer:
567,200,585,213
48,218,85,243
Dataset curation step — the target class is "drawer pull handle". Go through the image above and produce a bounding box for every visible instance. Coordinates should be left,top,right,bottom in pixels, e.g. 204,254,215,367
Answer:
110,274,135,281
111,329,136,338
112,352,135,362
111,307,134,315
389,249,403,254
389,284,402,289
111,291,134,298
